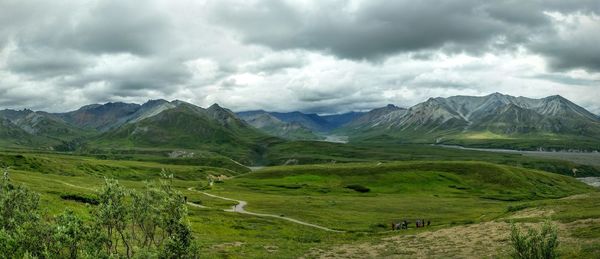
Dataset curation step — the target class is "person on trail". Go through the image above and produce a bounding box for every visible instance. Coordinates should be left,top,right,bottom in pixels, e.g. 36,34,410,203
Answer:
427,220,431,227
416,220,420,228
403,220,408,229
422,219,425,227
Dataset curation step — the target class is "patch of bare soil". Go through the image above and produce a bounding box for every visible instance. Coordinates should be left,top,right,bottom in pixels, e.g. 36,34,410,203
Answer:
306,222,512,258
559,193,592,200
507,208,555,219
306,219,600,258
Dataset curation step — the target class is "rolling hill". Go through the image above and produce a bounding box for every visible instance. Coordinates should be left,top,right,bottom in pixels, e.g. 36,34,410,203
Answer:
94,102,271,163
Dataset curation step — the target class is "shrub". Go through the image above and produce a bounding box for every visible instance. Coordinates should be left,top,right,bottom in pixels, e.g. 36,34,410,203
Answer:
60,193,100,205
345,184,370,193
510,221,559,259
0,167,199,258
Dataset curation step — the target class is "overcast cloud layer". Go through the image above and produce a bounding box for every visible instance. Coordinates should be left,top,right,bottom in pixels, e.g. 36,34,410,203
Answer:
0,0,599,114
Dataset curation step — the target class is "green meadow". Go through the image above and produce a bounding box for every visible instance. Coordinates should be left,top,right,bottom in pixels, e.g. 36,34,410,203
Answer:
3,145,600,258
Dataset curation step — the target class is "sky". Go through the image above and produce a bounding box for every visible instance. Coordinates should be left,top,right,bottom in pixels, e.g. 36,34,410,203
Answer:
0,0,599,114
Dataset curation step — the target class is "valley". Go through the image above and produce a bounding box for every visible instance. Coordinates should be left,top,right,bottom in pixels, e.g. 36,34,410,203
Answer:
437,144,600,167
1,93,599,258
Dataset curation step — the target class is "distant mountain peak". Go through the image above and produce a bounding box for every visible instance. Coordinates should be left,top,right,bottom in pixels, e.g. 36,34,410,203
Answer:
340,93,600,141
207,103,236,116
208,103,224,110
77,104,102,111
543,94,566,101
143,99,169,106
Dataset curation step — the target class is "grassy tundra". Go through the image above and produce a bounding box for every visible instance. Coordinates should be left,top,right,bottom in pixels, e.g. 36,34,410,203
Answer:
2,148,600,258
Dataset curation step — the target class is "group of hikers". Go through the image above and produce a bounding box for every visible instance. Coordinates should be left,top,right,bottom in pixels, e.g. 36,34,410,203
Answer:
391,219,430,230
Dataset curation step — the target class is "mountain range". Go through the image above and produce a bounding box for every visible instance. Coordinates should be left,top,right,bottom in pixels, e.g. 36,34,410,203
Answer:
236,110,364,139
339,93,600,150
0,93,599,154
0,100,268,163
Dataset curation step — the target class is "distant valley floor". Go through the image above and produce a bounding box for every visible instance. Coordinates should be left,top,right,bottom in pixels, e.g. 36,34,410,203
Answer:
437,144,600,167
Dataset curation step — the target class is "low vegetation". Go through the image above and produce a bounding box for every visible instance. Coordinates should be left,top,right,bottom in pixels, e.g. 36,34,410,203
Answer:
510,221,559,259
263,141,600,176
0,168,198,258
2,149,599,258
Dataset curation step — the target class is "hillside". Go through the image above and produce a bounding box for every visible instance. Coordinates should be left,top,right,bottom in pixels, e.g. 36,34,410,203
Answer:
0,118,38,147
321,111,365,128
58,102,141,131
238,110,364,134
94,103,270,163
240,161,592,201
237,111,322,140
0,109,91,148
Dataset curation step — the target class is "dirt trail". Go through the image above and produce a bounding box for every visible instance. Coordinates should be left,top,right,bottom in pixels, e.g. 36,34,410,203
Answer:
188,188,344,232
53,180,96,191
186,202,208,209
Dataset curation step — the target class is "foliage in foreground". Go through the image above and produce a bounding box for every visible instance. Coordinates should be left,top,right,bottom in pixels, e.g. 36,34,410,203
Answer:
510,221,559,259
0,167,198,258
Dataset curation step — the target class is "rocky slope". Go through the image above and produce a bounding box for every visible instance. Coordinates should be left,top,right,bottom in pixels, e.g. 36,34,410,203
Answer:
340,93,600,149
237,111,321,140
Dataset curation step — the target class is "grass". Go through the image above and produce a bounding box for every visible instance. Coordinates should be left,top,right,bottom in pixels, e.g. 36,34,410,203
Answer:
209,162,593,232
2,149,599,258
263,141,600,176
458,131,516,140
442,133,600,152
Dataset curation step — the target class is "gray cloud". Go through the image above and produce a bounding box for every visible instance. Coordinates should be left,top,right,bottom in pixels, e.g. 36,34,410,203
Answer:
209,0,515,60
209,0,600,71
240,51,308,74
529,74,600,86
528,13,600,72
6,47,91,79
11,0,172,56
0,0,599,115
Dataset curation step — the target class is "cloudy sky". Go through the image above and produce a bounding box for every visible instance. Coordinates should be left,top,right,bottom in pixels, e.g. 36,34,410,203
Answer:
0,0,599,114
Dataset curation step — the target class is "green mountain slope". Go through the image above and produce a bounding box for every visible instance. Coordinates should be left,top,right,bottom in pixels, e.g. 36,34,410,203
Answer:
0,118,37,147
0,110,92,148
94,103,271,164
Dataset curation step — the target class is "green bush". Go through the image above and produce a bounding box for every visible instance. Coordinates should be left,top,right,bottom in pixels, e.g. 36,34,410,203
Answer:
0,167,199,258
345,184,370,193
510,221,559,259
59,193,99,205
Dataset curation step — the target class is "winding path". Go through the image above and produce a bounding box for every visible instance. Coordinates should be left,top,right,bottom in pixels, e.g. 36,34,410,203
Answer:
188,187,344,233
53,180,96,191
52,179,340,232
